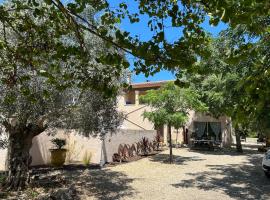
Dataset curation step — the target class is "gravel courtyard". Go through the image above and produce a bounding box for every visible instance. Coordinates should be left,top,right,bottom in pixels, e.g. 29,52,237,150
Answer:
79,147,270,200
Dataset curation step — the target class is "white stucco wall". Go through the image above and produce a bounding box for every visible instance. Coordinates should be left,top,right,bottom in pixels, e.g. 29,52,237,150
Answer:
0,129,156,171
118,95,232,147
0,129,102,171
30,130,102,166
0,133,8,171
102,129,156,163
0,149,7,171
118,103,155,131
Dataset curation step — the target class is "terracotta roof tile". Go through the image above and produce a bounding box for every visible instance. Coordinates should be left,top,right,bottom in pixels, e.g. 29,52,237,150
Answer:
131,80,173,89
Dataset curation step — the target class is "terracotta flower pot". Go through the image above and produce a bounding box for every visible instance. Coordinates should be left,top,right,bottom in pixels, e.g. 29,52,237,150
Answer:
50,149,67,167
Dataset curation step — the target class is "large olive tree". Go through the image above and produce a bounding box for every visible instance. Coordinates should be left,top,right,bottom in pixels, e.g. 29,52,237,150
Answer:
0,1,124,190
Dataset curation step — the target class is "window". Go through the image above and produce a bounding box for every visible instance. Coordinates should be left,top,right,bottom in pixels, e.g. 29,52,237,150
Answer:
194,122,221,141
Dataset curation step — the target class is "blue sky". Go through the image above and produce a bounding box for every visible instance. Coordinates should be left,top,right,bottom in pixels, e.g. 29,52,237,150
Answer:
107,0,227,83
122,18,227,83
0,0,228,83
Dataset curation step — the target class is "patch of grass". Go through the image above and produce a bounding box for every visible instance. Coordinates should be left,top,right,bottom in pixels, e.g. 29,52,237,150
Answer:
82,151,92,166
0,173,6,184
0,174,8,199
247,131,258,138
25,188,39,199
0,191,8,199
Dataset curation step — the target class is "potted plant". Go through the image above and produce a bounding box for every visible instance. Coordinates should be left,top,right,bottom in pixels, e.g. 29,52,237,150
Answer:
50,138,67,167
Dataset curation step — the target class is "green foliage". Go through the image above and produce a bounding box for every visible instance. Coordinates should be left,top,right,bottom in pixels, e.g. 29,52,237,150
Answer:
0,1,124,139
142,109,168,127
51,138,66,149
141,82,207,129
170,113,188,130
191,27,270,136
48,0,269,80
247,131,257,138
82,151,92,166
0,173,6,184
140,137,150,155
0,0,269,96
25,188,39,199
0,1,126,99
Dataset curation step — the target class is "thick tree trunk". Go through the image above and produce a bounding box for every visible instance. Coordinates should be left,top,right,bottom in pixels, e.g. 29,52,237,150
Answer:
182,126,187,144
1,118,46,191
266,138,270,147
235,125,243,153
168,123,173,164
4,128,34,191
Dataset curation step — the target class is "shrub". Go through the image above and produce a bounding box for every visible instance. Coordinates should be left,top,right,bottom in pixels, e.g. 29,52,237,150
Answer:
25,188,39,199
248,131,258,138
141,137,150,155
112,153,121,162
82,151,92,166
0,173,6,184
51,138,66,149
154,133,162,150
136,142,141,155
123,144,129,159
128,144,136,157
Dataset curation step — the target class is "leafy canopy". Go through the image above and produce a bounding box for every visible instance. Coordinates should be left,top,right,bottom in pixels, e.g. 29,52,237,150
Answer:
141,82,207,128
0,2,124,139
190,28,270,135
0,0,128,99
1,0,269,92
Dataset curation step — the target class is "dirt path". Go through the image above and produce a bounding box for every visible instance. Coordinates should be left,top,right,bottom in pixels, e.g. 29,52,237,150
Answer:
81,148,270,200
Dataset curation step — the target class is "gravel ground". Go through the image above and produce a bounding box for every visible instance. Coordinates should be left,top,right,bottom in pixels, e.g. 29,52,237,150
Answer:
5,147,268,200
81,147,270,200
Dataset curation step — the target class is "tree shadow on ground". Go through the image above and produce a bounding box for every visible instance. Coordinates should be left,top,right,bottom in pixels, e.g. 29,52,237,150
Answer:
172,153,270,200
32,168,135,200
72,169,135,200
149,153,205,165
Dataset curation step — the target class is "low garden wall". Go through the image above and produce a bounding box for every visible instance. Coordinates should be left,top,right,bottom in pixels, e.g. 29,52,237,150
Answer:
0,130,102,171
0,129,156,170
30,130,102,166
102,129,156,164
